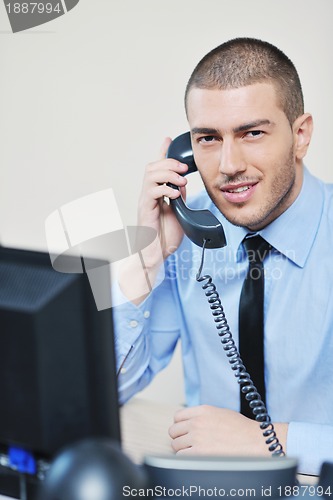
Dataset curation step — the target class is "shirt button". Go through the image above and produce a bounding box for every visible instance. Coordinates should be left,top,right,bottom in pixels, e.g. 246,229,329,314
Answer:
129,320,138,328
143,311,150,319
120,367,127,374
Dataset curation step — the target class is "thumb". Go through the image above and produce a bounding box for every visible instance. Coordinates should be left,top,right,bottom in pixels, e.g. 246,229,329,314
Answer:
179,185,187,201
159,137,172,159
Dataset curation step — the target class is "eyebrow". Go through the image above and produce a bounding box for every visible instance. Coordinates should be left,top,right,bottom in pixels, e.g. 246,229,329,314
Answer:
233,119,273,133
191,127,219,136
191,120,274,136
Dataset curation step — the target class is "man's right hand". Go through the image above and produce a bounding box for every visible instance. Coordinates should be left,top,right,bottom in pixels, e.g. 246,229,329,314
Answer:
118,137,189,305
138,137,188,264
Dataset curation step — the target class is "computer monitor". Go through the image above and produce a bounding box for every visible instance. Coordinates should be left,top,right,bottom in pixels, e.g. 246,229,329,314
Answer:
0,246,121,496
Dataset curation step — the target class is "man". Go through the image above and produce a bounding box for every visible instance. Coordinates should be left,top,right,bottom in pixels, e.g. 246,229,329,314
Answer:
113,38,333,475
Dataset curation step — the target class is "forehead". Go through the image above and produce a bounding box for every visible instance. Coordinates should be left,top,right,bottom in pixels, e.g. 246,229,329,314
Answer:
186,83,285,129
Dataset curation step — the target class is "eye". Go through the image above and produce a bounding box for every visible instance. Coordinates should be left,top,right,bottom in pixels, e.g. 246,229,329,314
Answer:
197,135,218,144
244,130,264,139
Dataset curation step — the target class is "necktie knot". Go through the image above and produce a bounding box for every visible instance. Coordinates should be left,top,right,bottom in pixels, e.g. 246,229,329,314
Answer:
243,235,271,264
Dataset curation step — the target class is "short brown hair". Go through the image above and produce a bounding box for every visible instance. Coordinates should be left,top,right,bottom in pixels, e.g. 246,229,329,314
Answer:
185,38,304,125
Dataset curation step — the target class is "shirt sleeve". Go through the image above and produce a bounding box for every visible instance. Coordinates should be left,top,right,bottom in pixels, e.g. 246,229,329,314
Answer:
112,263,181,405
287,421,333,475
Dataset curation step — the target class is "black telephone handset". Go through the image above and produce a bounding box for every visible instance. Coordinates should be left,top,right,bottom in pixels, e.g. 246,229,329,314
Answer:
166,132,227,249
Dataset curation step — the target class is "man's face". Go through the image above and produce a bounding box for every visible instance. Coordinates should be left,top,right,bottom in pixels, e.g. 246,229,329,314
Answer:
187,83,305,231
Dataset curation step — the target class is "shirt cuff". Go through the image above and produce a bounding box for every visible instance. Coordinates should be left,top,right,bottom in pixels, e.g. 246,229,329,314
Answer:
112,292,153,350
287,421,333,476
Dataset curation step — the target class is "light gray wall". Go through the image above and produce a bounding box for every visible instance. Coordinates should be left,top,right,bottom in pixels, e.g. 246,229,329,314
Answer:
1,0,332,404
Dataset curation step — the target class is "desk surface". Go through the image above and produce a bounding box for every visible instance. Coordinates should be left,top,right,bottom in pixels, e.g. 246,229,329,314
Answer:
120,396,180,463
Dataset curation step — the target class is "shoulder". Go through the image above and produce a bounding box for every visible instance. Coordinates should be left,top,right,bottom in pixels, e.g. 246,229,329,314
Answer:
304,168,333,218
322,183,333,233
308,169,333,195
314,174,333,220
321,179,333,204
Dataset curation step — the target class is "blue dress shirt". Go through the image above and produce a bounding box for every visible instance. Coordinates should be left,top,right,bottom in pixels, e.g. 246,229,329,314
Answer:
113,167,333,475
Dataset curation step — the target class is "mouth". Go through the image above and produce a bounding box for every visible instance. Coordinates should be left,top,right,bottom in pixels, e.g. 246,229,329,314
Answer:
220,181,259,203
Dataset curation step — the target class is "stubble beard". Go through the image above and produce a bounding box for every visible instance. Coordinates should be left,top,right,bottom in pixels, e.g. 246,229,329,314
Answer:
202,147,298,231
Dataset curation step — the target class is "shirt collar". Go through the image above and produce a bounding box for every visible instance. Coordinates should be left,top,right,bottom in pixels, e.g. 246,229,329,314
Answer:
209,168,324,268
260,168,324,267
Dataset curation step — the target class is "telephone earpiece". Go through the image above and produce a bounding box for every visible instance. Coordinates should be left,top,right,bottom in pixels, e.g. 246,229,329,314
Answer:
166,132,226,249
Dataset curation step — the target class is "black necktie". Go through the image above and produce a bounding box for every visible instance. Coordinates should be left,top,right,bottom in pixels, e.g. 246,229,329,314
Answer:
239,235,271,418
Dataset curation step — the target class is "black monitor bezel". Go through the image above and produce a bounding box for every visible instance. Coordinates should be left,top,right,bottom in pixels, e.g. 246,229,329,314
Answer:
0,245,121,463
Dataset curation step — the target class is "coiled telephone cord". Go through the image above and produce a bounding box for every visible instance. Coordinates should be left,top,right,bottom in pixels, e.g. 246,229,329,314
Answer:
196,240,285,457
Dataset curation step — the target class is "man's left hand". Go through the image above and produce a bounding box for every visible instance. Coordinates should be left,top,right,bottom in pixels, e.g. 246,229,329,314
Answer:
168,405,287,456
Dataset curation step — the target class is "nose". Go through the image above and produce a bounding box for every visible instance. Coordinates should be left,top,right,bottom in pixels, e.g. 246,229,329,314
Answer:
219,140,246,177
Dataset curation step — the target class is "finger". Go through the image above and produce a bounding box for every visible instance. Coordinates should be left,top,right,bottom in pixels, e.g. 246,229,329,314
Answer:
147,165,188,187
176,446,195,456
173,406,202,423
168,420,189,439
159,137,172,159
146,158,188,178
148,184,182,202
138,180,184,216
171,434,192,453
179,185,187,201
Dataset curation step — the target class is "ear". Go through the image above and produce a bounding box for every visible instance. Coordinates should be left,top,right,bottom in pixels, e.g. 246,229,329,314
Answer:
293,113,313,160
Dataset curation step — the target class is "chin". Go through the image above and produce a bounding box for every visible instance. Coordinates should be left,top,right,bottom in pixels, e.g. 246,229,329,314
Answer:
223,210,268,231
